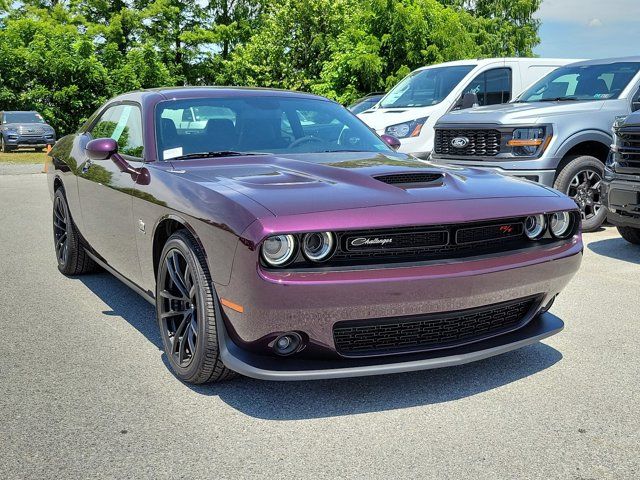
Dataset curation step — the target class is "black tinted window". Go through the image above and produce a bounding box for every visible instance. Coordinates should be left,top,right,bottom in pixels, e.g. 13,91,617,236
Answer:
464,68,512,106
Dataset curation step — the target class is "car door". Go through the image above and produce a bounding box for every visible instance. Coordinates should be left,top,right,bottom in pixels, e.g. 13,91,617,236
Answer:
77,102,145,285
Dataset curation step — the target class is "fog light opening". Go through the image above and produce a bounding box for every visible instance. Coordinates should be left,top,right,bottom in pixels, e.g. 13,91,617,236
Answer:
273,332,303,356
541,295,556,313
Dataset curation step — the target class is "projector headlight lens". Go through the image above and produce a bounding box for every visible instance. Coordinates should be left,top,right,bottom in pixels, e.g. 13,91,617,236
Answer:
261,234,296,266
525,214,546,240
550,211,574,239
302,232,335,262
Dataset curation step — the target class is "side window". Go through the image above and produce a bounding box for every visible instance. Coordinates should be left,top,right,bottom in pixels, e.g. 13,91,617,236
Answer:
91,104,144,159
464,68,512,106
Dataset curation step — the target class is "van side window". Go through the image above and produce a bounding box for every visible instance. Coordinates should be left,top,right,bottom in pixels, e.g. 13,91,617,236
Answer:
464,68,512,106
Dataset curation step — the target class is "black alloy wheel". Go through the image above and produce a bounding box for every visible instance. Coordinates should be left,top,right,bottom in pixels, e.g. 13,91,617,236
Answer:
52,188,97,275
156,230,235,383
554,155,606,232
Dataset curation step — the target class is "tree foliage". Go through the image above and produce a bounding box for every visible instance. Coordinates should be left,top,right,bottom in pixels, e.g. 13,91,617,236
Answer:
0,0,541,134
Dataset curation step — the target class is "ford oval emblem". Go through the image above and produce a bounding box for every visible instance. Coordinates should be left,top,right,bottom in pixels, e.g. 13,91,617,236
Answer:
451,137,469,148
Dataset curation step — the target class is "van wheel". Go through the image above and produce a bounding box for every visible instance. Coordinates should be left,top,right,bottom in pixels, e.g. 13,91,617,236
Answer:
554,155,606,232
617,226,640,245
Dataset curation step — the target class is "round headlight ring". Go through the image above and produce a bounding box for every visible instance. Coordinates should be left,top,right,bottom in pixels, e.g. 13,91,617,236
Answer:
302,232,335,262
525,214,546,240
550,211,574,239
261,234,296,266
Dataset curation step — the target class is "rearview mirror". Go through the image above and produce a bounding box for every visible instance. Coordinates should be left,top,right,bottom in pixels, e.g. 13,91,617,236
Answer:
86,138,118,161
381,134,401,151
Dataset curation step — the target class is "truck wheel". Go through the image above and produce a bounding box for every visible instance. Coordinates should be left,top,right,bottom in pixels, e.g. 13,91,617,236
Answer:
554,155,606,232
156,230,236,384
617,226,640,245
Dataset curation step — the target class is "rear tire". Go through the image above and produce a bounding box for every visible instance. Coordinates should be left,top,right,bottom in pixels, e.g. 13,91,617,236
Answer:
53,188,98,275
35,147,44,152
617,226,640,245
156,230,236,384
554,155,606,232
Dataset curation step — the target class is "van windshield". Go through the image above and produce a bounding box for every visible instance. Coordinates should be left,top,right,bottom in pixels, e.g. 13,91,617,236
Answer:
517,62,640,102
379,65,475,108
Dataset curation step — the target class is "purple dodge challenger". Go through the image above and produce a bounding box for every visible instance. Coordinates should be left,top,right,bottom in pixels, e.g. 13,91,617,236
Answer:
48,87,582,383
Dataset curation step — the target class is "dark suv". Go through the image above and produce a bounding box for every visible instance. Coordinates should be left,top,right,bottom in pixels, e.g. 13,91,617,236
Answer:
602,113,640,244
0,111,56,152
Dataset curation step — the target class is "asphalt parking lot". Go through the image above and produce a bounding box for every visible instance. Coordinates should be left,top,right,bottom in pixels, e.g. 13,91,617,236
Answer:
1,173,638,479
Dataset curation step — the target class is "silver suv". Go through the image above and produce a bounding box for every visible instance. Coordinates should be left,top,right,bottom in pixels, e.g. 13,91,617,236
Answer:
431,57,640,231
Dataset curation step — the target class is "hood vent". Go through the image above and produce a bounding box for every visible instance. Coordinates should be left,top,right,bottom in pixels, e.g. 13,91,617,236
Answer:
374,172,443,186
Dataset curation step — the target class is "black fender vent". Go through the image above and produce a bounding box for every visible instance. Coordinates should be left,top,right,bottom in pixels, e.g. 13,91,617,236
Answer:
374,172,443,186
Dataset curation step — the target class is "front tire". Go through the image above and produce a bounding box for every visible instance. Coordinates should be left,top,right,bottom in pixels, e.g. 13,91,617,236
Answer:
554,155,606,232
1,136,12,153
53,188,98,275
617,226,640,245
156,230,236,384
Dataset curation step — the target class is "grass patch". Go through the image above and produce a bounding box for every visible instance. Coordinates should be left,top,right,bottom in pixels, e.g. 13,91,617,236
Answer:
0,150,48,164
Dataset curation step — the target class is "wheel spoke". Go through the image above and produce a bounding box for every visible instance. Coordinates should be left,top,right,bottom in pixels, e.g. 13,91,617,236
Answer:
159,289,187,302
166,252,189,298
160,309,190,319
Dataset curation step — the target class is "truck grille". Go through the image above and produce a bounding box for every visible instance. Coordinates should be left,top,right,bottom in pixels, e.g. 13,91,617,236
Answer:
434,129,501,156
333,296,540,357
616,126,640,171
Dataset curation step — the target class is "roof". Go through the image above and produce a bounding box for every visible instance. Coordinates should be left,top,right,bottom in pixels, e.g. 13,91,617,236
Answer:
564,56,640,67
414,57,582,71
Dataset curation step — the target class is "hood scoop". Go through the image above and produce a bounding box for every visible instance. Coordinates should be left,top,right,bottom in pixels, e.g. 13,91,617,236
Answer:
374,172,443,188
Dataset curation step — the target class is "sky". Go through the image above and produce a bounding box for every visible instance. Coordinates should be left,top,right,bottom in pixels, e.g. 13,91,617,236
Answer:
535,0,640,59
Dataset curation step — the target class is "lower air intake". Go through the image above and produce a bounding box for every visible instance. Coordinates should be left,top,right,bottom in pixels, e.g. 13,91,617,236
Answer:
333,296,541,357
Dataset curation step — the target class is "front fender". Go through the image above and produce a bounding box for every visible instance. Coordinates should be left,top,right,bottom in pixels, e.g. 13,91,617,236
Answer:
552,129,612,159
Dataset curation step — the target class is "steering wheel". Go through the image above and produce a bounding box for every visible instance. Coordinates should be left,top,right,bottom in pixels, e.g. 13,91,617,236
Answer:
288,135,324,149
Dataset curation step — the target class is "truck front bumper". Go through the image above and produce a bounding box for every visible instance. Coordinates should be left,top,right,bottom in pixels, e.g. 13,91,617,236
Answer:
602,175,640,228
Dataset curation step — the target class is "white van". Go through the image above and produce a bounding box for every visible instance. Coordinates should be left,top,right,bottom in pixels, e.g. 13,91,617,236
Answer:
358,58,581,158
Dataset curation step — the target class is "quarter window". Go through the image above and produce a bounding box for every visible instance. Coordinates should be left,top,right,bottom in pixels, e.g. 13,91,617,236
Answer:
464,68,512,106
91,104,144,159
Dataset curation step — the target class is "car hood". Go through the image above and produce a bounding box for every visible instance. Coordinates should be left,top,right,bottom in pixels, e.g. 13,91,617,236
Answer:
438,101,607,125
358,105,439,131
176,152,559,217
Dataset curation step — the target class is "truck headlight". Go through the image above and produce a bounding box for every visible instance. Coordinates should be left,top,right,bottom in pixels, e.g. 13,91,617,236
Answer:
507,127,549,156
385,117,428,139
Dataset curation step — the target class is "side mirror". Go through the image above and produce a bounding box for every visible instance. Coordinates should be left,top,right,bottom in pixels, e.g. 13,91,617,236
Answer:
381,134,401,151
86,138,118,160
461,92,479,109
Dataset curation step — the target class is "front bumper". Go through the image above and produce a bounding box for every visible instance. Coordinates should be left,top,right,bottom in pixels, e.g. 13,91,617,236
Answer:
5,135,55,148
218,309,564,380
215,231,582,378
602,173,640,228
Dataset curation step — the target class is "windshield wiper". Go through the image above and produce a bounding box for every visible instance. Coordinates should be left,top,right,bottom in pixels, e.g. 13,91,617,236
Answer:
171,151,267,160
548,96,579,101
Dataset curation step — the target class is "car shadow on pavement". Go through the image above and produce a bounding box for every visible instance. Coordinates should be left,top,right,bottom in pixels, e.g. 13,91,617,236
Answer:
79,271,563,421
587,237,640,264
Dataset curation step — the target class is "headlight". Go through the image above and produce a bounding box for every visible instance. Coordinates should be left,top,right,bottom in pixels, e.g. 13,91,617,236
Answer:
612,115,628,133
524,214,546,240
302,232,335,262
549,211,575,239
385,117,428,139
507,127,549,156
261,234,296,266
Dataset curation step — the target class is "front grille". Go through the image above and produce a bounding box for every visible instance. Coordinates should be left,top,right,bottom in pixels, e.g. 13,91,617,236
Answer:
434,129,501,156
333,296,540,357
17,126,45,136
374,172,443,185
616,127,640,171
325,218,531,265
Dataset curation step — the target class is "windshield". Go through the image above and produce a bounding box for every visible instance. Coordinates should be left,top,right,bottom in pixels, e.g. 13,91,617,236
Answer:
155,96,390,161
349,95,383,114
518,62,640,102
3,112,45,124
379,65,476,108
